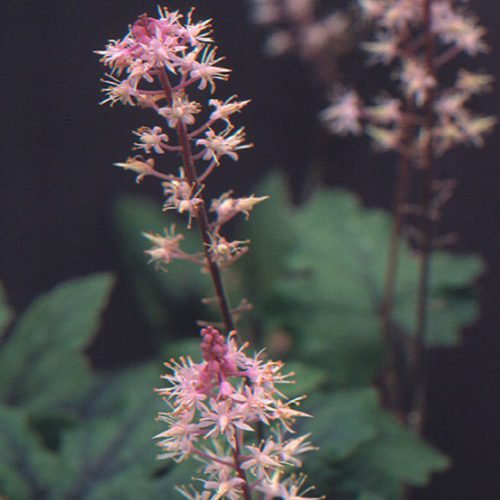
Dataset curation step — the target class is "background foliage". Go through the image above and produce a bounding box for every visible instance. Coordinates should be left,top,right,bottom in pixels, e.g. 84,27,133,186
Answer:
0,173,484,498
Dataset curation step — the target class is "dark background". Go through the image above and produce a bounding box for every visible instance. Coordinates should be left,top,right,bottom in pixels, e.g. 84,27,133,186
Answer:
1,1,498,498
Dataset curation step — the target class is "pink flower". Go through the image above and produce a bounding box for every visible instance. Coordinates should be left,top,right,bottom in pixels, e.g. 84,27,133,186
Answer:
133,126,169,153
188,46,231,92
196,127,252,164
155,326,318,498
158,93,201,128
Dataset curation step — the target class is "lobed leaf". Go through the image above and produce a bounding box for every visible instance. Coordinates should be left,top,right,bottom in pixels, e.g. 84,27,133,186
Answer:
245,174,483,372
0,273,115,412
113,196,210,299
50,363,162,499
303,388,450,498
0,406,59,499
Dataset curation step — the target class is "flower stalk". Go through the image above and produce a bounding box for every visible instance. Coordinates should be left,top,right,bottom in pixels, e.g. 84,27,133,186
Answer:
317,0,496,431
407,0,436,434
156,65,236,332
97,7,320,498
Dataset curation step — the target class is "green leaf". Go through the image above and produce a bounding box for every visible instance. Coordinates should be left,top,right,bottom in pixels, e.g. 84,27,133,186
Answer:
394,251,484,345
357,491,385,500
161,337,203,364
284,190,388,311
236,172,294,306
0,273,115,411
113,195,210,299
51,364,162,499
334,413,449,499
148,460,201,498
248,175,482,386
303,389,449,498
0,405,59,499
359,410,450,486
0,280,13,337
81,469,152,500
303,389,379,463
281,360,328,399
288,311,385,388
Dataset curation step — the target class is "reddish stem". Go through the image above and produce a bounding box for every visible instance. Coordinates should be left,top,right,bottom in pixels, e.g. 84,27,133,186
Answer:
380,146,411,416
408,0,436,435
232,430,253,500
157,66,254,498
156,68,235,333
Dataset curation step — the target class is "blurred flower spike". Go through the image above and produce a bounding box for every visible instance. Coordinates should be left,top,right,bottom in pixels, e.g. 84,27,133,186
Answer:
320,0,496,156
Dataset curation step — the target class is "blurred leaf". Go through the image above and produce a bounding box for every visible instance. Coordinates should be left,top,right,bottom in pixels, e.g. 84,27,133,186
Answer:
281,360,328,399
0,280,13,337
304,388,450,498
0,405,59,499
358,409,450,486
76,470,153,500
235,173,295,310
357,492,385,500
242,175,483,386
334,416,449,499
74,362,163,421
50,363,162,499
160,337,203,364
281,190,389,312
303,389,379,463
0,273,114,412
288,311,385,388
394,252,484,345
113,196,210,330
147,460,201,498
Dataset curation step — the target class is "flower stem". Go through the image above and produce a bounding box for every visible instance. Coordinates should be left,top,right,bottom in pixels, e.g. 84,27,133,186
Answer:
380,148,411,417
157,68,235,333
408,0,436,435
232,431,253,500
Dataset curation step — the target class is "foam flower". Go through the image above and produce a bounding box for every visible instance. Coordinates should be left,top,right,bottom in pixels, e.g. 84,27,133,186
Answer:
155,326,320,499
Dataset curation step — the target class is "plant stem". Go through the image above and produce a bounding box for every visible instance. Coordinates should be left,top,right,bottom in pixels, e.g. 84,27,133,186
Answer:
158,65,252,497
157,68,235,333
408,0,436,435
232,431,253,500
380,149,411,417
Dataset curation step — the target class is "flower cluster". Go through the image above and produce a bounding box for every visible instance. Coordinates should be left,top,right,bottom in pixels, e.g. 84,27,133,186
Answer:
96,7,265,272
155,326,322,499
321,0,496,156
97,8,321,498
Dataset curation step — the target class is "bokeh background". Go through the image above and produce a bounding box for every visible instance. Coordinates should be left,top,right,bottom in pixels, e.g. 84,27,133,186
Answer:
1,1,498,498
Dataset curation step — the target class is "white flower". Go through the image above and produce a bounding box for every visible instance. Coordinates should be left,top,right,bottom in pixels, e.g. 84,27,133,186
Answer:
113,156,154,182
196,127,252,164
100,74,137,106
208,96,251,124
158,93,201,128
364,97,402,125
241,440,281,474
201,476,245,500
133,126,169,153
456,69,494,95
188,46,231,92
362,34,399,65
